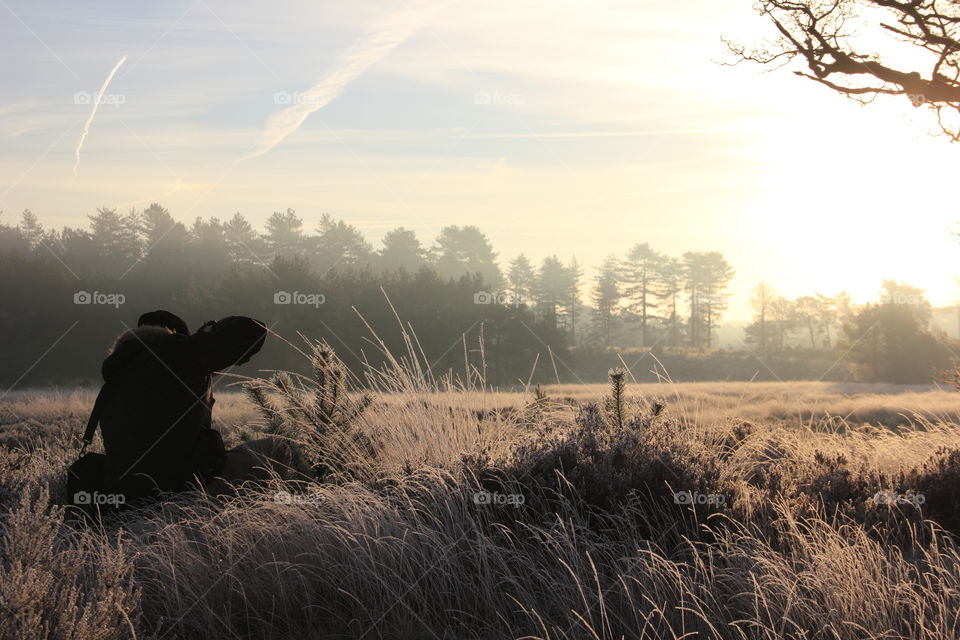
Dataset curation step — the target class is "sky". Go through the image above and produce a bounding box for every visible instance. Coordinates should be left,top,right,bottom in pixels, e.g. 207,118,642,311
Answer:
1,0,959,321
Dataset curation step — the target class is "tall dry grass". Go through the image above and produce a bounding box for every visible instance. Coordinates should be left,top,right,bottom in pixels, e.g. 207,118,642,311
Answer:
3,330,960,638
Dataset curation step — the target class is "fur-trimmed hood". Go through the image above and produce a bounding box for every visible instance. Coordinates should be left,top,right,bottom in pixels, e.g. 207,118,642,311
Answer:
102,325,177,381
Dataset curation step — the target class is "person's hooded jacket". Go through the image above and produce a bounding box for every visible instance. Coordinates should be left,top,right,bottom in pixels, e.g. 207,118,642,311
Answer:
97,315,267,497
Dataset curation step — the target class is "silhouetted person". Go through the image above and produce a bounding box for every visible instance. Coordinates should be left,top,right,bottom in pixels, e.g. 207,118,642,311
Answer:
69,310,288,512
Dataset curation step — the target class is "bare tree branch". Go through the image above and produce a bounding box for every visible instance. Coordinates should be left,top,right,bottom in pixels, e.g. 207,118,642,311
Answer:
732,0,960,138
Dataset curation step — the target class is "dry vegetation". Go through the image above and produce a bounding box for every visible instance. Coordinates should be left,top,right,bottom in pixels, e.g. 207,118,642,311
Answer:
4,346,960,639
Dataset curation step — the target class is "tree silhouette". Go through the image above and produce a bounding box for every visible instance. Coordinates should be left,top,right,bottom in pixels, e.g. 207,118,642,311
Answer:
379,227,425,273
880,278,933,324
591,255,622,347
533,255,567,331
189,216,231,275
507,254,535,306
654,256,684,347
622,242,663,347
683,251,734,348
565,257,584,346
313,214,373,275
223,212,260,264
794,295,824,349
770,296,796,351
264,208,304,258
842,301,951,382
19,209,44,251
747,281,778,356
88,207,141,274
431,225,501,288
733,0,960,139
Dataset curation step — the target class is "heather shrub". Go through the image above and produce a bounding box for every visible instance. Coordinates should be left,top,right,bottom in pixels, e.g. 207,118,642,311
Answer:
0,490,140,640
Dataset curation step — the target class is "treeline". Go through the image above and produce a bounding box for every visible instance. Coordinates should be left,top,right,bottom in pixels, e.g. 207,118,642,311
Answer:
1,205,952,385
743,280,956,384
1,206,740,350
0,206,572,386
0,206,742,385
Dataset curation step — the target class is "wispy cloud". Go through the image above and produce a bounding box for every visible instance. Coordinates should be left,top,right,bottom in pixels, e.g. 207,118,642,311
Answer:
245,1,441,160
73,55,127,177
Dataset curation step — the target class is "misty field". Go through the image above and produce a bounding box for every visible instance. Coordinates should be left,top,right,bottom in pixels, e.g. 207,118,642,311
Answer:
5,364,960,639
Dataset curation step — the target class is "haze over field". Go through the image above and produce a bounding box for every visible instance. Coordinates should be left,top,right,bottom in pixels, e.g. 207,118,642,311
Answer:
3,0,960,319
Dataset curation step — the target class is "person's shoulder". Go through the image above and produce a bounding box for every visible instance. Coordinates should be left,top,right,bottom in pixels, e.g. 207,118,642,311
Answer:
102,326,185,379
107,326,180,355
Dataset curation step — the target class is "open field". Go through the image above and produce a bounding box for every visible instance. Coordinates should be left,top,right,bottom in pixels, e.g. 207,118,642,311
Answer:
4,374,960,639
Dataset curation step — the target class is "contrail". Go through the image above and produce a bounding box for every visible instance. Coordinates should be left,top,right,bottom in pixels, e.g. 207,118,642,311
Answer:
74,55,128,177
245,1,440,160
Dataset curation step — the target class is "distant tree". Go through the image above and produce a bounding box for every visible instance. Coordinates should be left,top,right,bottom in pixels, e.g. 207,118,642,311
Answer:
622,243,663,347
747,281,777,355
834,290,855,325
378,227,425,273
19,209,44,251
533,255,567,331
770,296,795,351
816,292,838,348
139,203,189,270
684,251,734,348
591,254,622,347
565,256,584,345
431,225,500,288
88,207,141,272
701,252,735,348
223,212,260,264
58,227,96,271
880,279,933,325
312,214,373,275
264,208,304,258
141,203,175,247
0,212,25,254
507,254,535,306
842,302,952,383
794,295,825,349
733,0,960,140
654,256,684,347
189,216,231,274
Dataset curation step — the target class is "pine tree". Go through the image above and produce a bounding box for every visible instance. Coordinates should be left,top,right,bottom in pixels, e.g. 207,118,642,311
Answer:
507,254,535,306
591,254,621,347
565,256,583,345
622,243,663,347
533,255,567,330
379,227,425,273
264,208,304,258
18,209,44,250
223,212,259,263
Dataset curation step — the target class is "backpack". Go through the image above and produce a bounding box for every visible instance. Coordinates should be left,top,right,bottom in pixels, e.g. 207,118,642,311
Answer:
65,385,121,518
66,382,226,518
